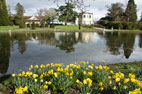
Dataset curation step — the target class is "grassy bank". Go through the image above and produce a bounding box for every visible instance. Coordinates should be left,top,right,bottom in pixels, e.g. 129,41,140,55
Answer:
0,25,96,31
108,61,142,80
0,61,142,94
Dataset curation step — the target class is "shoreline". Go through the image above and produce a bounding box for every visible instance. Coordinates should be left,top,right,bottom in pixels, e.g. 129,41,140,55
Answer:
0,29,142,34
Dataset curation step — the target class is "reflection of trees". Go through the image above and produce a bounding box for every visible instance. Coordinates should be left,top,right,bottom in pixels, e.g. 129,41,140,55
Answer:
139,34,142,48
0,34,11,74
12,33,27,54
123,34,135,59
38,32,58,46
18,35,27,54
102,32,136,59
56,32,78,53
105,32,123,55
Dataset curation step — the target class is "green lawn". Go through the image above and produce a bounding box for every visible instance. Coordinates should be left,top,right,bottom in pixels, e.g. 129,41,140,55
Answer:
108,61,142,80
0,25,96,31
0,26,19,31
56,25,95,30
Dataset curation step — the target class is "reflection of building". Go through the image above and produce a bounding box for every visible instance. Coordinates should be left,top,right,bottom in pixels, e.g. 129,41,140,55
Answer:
75,32,79,41
81,32,94,43
75,12,94,25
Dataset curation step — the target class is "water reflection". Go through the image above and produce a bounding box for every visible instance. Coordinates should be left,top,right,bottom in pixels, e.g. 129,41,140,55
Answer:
99,32,135,59
104,32,123,55
56,33,78,53
139,34,142,48
0,31,142,75
0,34,11,74
123,34,135,59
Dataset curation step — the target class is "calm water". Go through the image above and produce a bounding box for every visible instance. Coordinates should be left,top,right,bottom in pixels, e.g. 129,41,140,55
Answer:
0,31,142,75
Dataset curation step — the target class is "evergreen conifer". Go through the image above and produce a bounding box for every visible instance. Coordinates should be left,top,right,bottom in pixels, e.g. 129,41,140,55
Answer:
125,0,137,27
0,0,9,26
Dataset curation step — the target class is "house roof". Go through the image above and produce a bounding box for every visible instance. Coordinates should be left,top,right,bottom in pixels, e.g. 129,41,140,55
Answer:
80,12,93,15
24,16,44,20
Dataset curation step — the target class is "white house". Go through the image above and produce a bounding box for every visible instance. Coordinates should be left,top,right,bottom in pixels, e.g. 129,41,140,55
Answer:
24,16,44,25
75,12,94,25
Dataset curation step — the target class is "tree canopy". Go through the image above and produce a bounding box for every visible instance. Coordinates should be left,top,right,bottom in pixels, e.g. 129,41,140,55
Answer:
58,3,78,25
0,0,9,26
124,0,137,23
15,3,25,28
107,2,124,21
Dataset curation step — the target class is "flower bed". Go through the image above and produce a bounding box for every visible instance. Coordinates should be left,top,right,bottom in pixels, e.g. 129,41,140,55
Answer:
12,61,142,94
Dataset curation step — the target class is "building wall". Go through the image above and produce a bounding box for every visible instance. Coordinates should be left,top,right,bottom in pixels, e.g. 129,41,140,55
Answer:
75,13,94,25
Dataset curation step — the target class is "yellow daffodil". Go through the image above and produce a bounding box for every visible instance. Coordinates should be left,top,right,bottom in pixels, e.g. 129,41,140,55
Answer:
83,79,88,84
54,72,58,78
100,87,104,91
113,86,116,90
99,82,103,86
43,85,48,89
34,65,39,68
110,70,113,74
23,86,28,92
123,86,128,89
88,72,93,76
124,78,129,84
48,81,52,85
83,71,87,75
12,73,16,77
98,65,103,70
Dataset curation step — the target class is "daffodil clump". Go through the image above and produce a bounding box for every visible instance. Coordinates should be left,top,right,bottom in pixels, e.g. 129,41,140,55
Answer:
12,61,142,94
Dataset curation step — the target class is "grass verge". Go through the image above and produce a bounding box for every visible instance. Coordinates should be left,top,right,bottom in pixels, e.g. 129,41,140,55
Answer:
0,25,97,31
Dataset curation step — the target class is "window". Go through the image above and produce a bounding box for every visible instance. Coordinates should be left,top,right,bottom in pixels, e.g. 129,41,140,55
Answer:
89,15,91,18
84,15,86,18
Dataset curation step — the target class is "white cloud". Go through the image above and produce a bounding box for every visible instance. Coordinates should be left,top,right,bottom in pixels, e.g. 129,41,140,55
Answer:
6,0,142,21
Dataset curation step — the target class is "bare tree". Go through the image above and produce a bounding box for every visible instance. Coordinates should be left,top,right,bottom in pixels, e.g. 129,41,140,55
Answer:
44,8,57,24
48,0,94,11
36,9,44,21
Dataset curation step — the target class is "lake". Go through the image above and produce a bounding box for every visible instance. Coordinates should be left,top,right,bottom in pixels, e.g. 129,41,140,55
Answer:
0,31,142,75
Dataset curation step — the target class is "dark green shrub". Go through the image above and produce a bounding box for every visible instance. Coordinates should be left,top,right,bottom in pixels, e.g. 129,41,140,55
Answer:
36,24,40,27
50,24,55,28
97,20,112,29
45,24,48,27
140,26,142,31
40,22,45,28
94,23,104,28
31,22,36,30
82,25,94,28
111,21,123,29
138,22,142,30
27,24,31,28
122,22,133,30
127,22,133,29
19,22,25,28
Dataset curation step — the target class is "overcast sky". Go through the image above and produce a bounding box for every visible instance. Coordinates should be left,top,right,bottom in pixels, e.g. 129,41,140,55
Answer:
6,0,142,21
